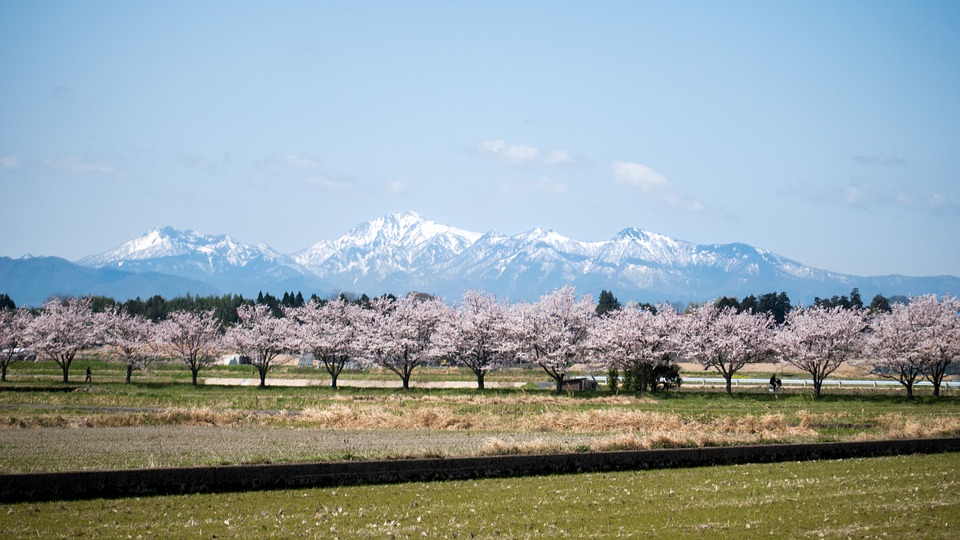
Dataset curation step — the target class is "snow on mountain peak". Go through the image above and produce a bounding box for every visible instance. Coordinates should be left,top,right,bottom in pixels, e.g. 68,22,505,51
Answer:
295,212,483,272
64,211,904,304
77,226,290,269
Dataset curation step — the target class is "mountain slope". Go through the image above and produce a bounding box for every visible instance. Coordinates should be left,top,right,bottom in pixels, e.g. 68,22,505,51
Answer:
54,213,960,305
77,227,329,296
0,256,219,306
295,211,482,290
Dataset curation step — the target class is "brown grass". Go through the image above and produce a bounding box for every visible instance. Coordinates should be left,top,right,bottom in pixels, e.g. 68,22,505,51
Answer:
873,413,960,439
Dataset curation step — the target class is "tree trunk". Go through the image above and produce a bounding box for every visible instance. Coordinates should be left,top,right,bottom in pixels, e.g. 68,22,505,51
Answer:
191,369,199,386
724,375,733,395
555,375,564,394
813,380,822,399
402,373,411,389
62,365,70,383
126,364,133,384
933,380,941,397
905,381,914,400
476,371,485,390
330,372,339,388
1,365,6,382
258,367,267,387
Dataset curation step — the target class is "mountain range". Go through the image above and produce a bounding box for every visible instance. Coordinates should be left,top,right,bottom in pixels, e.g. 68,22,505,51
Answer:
2,211,958,306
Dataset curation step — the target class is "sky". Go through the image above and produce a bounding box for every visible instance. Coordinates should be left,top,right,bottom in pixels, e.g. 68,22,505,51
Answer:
1,1,958,278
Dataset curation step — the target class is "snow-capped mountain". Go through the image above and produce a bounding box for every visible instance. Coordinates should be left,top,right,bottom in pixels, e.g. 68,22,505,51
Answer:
294,212,482,290
76,227,328,297
78,226,294,269
5,211,953,306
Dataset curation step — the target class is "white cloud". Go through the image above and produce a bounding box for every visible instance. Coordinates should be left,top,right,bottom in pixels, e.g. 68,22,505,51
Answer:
612,161,669,192
477,139,539,165
307,175,352,192
852,152,907,167
41,156,128,179
476,139,575,167
612,161,705,212
500,176,567,194
1,155,19,169
255,154,320,175
799,180,957,214
386,180,409,195
542,149,575,166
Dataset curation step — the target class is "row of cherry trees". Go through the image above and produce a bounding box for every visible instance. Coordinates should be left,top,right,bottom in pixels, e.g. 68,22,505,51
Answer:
2,288,958,397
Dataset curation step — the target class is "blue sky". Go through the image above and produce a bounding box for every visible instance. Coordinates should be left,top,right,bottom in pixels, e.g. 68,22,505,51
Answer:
2,1,958,277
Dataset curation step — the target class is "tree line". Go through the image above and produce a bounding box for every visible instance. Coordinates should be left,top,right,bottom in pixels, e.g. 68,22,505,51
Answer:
1,288,957,398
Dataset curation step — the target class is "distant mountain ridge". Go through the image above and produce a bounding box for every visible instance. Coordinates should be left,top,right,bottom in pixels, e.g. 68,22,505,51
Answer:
2,211,958,306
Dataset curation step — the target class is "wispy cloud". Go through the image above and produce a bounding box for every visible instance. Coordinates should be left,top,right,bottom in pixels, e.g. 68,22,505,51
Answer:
254,153,356,192
476,139,576,166
308,175,353,192
798,180,957,214
1,154,129,179
175,149,220,173
612,161,705,211
852,152,907,167
386,180,409,195
254,154,320,175
1,155,20,169
500,176,567,194
613,161,669,192
40,156,129,179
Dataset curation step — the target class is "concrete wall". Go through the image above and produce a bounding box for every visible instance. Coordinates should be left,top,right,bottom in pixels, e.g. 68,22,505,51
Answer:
2,437,958,503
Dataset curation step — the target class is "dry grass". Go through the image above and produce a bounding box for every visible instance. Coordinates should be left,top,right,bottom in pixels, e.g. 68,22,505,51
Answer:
1,408,264,429
871,413,960,440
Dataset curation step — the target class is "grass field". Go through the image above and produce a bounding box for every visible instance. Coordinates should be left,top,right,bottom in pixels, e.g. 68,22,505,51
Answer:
1,359,959,472
1,452,957,539
2,358,959,537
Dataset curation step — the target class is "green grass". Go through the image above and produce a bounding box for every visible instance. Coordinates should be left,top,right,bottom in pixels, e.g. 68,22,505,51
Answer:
1,452,957,539
2,359,959,474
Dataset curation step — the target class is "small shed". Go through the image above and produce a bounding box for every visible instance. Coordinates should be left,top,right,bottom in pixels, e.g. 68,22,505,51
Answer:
297,352,316,369
220,354,251,365
560,377,599,391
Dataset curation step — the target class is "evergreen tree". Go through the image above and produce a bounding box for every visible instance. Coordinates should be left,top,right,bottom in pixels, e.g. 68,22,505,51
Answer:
595,290,622,316
869,294,892,313
715,296,741,312
0,294,17,311
757,291,790,325
850,288,863,310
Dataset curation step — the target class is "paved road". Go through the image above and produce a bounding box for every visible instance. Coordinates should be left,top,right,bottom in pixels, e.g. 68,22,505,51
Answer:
203,377,527,388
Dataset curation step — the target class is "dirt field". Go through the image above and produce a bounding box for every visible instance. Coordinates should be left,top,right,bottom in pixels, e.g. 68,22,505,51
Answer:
0,425,602,472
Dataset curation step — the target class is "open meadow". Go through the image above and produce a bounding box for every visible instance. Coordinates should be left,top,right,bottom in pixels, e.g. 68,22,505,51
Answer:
1,358,958,472
1,358,959,538
1,453,958,539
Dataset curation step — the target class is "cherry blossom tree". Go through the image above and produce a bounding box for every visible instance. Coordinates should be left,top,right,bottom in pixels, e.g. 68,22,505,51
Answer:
590,304,680,393
100,309,158,384
509,287,595,393
680,304,775,395
27,297,102,383
776,305,866,399
862,302,929,398
867,295,960,398
0,308,33,382
433,290,510,390
226,304,295,387
914,295,960,397
158,309,223,385
359,293,446,389
287,298,364,388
